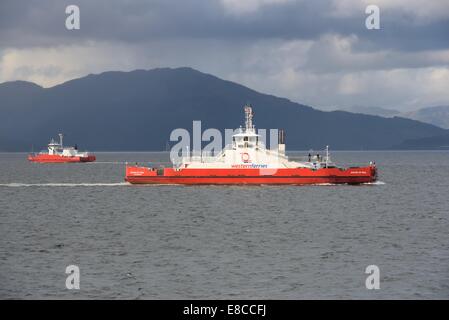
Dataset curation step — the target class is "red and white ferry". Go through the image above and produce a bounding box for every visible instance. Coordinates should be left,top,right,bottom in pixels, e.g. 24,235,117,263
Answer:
125,105,377,185
28,134,96,163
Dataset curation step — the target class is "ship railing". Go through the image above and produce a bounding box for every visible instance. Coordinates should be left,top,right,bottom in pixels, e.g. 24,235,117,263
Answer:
289,155,327,162
289,156,312,162
288,155,334,165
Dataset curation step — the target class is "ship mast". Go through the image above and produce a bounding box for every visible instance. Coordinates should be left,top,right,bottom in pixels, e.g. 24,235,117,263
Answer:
244,105,254,132
59,133,64,148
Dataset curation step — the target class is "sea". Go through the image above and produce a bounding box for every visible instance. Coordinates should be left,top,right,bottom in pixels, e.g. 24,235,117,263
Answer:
0,151,448,299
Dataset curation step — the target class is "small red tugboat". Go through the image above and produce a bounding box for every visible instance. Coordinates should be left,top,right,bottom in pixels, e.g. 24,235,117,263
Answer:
125,105,377,185
28,134,96,163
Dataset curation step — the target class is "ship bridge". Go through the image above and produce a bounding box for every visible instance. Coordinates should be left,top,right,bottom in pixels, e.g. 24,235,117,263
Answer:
47,133,64,155
231,105,261,150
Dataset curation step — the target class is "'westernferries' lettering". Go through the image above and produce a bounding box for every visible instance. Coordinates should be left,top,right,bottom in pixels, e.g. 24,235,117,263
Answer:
231,164,268,169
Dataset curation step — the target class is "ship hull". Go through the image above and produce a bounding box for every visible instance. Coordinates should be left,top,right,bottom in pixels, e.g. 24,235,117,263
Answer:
125,166,377,185
28,154,96,163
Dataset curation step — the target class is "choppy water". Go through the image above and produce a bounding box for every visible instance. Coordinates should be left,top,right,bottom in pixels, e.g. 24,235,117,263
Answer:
1,151,448,299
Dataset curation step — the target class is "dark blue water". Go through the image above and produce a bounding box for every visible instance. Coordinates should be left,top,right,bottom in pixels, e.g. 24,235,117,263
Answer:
1,151,448,299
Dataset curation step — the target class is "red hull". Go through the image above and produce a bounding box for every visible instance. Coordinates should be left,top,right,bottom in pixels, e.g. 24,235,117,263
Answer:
28,154,96,163
125,166,377,185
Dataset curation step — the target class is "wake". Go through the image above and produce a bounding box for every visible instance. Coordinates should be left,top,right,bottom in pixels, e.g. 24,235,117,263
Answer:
312,180,386,186
0,182,129,187
363,180,386,185
0,181,386,187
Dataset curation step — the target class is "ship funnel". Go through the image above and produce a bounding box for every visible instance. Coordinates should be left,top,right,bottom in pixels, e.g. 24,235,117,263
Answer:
278,129,285,155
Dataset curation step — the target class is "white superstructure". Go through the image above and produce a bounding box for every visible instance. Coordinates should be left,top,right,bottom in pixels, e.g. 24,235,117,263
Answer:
42,133,91,157
175,105,333,170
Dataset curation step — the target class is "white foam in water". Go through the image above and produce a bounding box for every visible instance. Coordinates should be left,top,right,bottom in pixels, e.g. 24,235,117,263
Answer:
0,181,386,187
312,181,386,186
0,182,129,187
363,181,386,185
87,161,127,164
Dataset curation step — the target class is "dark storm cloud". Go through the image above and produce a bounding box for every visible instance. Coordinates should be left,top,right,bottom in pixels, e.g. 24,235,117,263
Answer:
0,0,448,52
1,0,448,111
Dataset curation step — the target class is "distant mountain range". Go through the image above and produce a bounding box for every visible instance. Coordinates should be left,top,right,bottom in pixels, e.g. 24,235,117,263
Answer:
340,105,449,129
338,106,402,118
404,106,449,129
0,67,448,151
393,133,449,150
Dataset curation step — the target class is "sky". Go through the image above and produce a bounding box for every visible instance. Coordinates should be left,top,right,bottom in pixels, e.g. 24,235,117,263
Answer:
0,0,448,111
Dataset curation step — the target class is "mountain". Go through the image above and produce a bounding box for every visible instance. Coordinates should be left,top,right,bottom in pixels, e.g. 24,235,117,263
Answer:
404,106,449,129
394,133,449,150
338,106,401,118
338,105,449,129
0,67,447,151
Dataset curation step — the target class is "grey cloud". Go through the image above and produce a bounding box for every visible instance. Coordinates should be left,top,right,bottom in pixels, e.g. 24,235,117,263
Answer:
1,0,448,52
1,0,449,111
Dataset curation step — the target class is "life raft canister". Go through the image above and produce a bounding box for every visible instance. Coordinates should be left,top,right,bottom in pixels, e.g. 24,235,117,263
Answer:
241,152,251,163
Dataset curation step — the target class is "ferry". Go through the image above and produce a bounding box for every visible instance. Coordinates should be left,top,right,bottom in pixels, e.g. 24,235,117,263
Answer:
125,105,377,185
28,134,96,163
